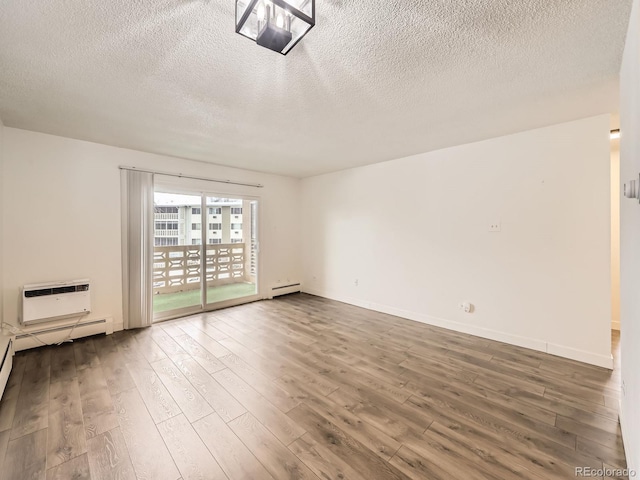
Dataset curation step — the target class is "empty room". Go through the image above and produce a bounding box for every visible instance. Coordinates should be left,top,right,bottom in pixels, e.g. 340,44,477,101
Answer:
0,0,639,479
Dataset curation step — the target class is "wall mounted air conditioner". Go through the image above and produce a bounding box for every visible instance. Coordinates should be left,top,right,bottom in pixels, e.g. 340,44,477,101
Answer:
22,279,91,326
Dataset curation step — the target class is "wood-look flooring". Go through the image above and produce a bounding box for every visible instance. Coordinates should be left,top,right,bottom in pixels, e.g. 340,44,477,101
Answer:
0,293,628,480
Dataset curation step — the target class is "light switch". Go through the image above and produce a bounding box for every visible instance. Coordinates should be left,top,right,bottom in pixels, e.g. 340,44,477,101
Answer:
624,174,640,201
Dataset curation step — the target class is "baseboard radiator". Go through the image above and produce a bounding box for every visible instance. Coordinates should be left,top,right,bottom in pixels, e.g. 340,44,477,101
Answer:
270,283,301,298
13,316,114,352
0,336,13,400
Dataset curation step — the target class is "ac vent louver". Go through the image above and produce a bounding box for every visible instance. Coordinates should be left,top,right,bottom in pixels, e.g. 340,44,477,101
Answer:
24,284,89,298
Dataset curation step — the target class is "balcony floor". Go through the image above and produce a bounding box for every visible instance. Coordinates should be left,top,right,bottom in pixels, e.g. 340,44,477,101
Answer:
153,282,256,313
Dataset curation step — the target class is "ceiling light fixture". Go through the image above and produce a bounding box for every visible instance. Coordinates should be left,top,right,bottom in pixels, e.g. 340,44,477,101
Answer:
236,0,315,55
611,129,621,140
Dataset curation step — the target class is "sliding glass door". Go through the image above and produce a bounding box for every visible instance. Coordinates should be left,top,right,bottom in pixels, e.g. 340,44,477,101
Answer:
152,192,203,316
203,196,258,309
152,190,259,321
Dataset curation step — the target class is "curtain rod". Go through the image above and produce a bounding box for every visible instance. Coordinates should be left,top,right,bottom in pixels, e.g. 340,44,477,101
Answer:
118,166,264,188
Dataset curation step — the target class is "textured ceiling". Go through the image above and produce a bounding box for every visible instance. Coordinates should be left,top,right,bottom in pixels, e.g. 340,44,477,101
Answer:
0,0,632,177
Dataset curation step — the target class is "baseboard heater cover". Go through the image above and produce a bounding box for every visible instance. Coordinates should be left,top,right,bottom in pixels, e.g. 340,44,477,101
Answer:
0,337,13,400
270,283,302,298
14,316,113,352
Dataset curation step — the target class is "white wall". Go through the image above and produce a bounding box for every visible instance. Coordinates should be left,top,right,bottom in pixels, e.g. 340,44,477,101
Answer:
301,115,612,367
619,0,640,472
1,128,301,330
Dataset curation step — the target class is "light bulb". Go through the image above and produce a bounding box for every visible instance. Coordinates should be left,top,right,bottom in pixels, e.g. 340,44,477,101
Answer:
276,13,284,28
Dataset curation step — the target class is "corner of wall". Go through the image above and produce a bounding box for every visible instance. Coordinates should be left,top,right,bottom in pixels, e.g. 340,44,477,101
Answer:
301,115,612,368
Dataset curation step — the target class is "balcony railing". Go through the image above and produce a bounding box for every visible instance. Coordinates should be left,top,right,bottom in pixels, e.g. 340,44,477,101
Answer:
250,239,257,275
153,243,248,294
155,230,179,236
155,213,179,220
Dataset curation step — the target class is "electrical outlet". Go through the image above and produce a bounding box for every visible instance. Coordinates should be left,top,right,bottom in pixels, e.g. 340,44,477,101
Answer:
459,302,473,313
489,222,501,232
354,279,359,287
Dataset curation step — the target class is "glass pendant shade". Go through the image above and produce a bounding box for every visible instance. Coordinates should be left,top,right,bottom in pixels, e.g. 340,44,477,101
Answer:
236,0,315,55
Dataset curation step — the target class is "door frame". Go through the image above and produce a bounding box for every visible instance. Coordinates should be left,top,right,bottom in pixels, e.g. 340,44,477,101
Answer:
152,187,263,323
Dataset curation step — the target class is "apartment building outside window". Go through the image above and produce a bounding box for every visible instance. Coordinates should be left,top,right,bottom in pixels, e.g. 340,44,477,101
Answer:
155,222,178,230
153,199,248,248
155,238,178,246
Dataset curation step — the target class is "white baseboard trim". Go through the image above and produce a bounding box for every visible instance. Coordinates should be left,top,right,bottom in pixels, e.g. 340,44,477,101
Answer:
619,401,638,475
546,343,613,369
114,321,124,332
612,321,621,331
303,288,613,369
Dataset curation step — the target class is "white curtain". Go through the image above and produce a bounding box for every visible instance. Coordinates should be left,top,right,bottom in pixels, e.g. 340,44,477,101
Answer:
121,169,154,329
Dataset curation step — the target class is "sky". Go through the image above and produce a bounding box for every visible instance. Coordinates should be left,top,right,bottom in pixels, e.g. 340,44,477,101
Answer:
154,193,243,206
